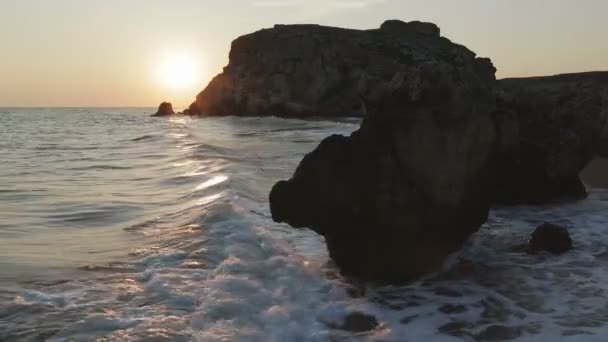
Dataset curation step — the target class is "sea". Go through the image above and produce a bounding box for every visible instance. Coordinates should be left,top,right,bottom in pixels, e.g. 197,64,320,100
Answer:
2,108,608,341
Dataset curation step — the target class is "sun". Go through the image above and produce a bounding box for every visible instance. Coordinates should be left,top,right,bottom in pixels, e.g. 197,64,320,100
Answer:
157,54,201,90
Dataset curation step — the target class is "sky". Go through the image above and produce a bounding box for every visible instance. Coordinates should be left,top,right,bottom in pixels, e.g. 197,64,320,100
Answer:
0,0,607,107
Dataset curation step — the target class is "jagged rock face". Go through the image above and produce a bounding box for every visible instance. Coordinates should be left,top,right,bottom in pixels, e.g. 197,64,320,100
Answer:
189,20,496,117
152,102,175,117
269,21,497,283
493,72,608,203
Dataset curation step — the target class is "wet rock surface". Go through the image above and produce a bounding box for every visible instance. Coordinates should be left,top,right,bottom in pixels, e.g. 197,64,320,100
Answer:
339,312,379,332
527,222,573,254
475,325,523,341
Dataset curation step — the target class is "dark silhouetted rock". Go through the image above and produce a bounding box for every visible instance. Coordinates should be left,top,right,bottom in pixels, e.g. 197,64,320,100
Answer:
492,72,608,203
152,102,175,117
527,223,573,254
269,20,497,283
340,312,378,332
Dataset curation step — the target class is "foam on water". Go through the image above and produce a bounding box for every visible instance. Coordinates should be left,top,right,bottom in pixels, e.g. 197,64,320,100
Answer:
2,109,608,341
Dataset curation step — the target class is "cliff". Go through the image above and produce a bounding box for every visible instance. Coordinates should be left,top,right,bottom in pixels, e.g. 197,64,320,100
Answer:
493,72,608,203
185,20,495,117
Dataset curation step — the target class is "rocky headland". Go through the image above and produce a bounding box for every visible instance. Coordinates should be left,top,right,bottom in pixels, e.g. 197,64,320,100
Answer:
160,20,607,282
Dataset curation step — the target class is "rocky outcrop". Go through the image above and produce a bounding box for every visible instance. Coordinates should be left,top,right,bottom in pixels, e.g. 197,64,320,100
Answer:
492,72,608,203
173,19,606,282
152,102,175,117
527,223,573,254
269,21,497,283
186,20,496,117
184,19,607,204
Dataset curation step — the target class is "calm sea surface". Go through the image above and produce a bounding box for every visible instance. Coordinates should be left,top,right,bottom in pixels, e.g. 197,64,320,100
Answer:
2,108,608,341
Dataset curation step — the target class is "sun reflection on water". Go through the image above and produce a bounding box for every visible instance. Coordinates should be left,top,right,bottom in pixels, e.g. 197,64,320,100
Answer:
195,175,228,191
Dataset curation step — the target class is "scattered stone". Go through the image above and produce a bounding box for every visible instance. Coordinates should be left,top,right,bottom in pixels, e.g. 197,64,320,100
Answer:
340,312,379,332
475,325,523,341
152,102,175,117
527,223,573,254
438,304,467,314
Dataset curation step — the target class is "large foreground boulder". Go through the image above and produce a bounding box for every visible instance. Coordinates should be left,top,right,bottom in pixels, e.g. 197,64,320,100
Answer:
492,72,608,203
270,21,497,282
174,19,607,281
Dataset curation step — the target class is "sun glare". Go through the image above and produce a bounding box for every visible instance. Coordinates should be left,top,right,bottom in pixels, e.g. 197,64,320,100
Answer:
157,54,201,90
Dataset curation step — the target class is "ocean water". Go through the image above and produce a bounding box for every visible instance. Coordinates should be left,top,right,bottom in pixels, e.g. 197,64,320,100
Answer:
2,108,608,341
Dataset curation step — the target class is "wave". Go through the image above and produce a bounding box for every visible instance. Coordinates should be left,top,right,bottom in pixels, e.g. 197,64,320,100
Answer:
67,164,132,171
129,134,160,142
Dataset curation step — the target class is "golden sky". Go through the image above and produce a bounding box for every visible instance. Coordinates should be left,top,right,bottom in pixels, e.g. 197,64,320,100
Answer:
1,0,607,107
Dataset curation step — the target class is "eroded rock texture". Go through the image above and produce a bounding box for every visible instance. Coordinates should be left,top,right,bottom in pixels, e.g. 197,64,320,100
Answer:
269,21,497,282
181,19,607,282
187,20,494,117
493,72,608,203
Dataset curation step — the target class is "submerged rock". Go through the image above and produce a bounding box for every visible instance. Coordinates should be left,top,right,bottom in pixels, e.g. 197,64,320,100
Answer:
527,223,573,254
475,325,523,341
152,102,175,117
438,304,467,314
340,312,378,332
269,20,497,282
